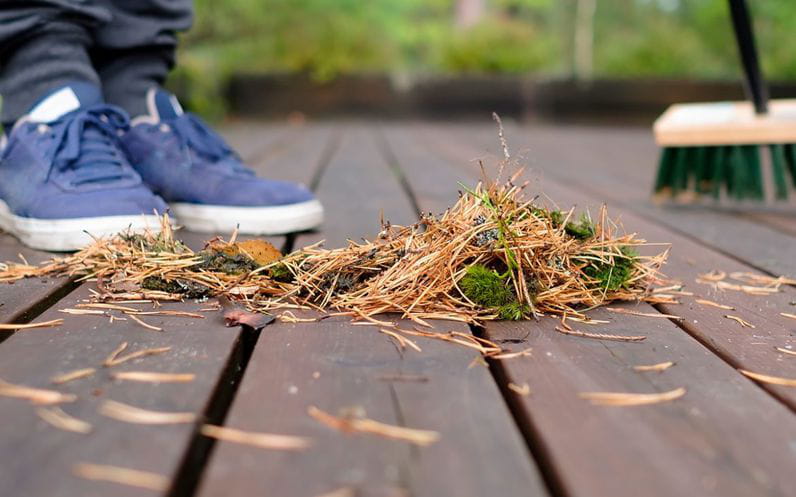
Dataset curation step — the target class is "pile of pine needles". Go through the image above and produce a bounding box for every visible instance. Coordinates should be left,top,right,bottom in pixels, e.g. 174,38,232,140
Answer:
0,175,667,325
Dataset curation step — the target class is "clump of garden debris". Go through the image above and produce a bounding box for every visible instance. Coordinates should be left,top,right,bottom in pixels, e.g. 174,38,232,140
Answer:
0,175,667,324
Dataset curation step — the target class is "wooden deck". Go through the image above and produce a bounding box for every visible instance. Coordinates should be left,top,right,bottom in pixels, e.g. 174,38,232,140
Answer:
1,120,795,497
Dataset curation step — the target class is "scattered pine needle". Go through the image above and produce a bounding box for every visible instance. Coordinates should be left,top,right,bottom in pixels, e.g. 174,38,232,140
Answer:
555,325,646,342
315,487,356,497
579,387,686,406
698,270,726,282
36,407,92,434
379,328,421,352
111,371,195,383
507,382,531,396
776,347,796,357
633,361,674,372
605,308,682,320
99,400,196,424
724,315,755,328
0,378,76,405
781,312,796,321
489,347,533,360
103,346,171,367
308,405,440,446
0,318,64,330
103,342,128,366
51,367,96,385
200,424,311,450
695,299,734,310
739,370,796,387
126,313,162,332
73,463,169,492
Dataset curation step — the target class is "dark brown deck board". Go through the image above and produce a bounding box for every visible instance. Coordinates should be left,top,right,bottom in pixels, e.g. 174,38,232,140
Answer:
198,317,548,497
199,125,547,497
0,284,241,497
385,124,796,497
295,126,416,249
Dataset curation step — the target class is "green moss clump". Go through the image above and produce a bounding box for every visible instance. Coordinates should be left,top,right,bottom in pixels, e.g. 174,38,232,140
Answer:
121,233,189,254
565,214,595,240
583,246,638,291
529,207,564,228
141,276,211,298
459,264,529,320
267,262,294,283
197,251,258,275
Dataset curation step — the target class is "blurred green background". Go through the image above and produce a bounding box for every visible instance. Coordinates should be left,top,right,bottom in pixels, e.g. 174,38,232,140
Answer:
174,0,796,118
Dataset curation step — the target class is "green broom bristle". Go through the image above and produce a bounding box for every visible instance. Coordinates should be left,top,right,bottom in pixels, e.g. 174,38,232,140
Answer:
654,143,793,201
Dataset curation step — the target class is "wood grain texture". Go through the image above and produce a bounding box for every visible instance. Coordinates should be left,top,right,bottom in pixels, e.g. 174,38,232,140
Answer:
294,125,417,249
197,317,547,497
0,284,243,497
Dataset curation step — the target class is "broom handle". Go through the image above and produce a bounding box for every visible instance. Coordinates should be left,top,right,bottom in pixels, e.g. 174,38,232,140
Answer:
728,0,768,114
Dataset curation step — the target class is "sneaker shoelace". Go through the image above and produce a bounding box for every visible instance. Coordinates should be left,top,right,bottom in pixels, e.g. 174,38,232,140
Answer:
169,113,253,175
45,105,138,187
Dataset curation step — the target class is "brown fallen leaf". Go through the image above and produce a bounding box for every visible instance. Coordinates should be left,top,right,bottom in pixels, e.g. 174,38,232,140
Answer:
36,407,92,434
694,299,734,310
555,326,646,342
605,308,682,320
99,400,196,424
51,368,96,385
73,463,169,491
0,378,76,405
739,370,796,387
579,387,686,406
200,424,311,450
724,315,755,328
0,318,64,330
111,371,195,383
633,361,675,372
219,297,275,330
308,405,439,446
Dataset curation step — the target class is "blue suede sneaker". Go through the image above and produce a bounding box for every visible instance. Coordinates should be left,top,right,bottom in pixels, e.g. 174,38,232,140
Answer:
122,88,323,234
0,83,166,251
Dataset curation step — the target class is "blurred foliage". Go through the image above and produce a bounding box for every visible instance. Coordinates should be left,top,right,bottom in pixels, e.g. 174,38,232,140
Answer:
172,0,796,115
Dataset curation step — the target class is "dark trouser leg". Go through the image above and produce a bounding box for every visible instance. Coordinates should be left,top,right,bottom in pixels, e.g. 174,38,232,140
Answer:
0,2,110,127
92,0,193,118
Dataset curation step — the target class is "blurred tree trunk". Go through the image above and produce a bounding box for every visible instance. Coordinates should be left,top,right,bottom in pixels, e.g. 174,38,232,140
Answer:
574,0,597,81
455,0,485,29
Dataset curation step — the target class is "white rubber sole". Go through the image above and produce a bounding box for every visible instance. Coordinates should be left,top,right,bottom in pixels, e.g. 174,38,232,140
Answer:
0,200,161,252
171,199,324,234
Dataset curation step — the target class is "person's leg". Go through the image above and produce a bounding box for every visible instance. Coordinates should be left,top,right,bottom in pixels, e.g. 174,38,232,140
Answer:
0,1,110,128
92,0,193,118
